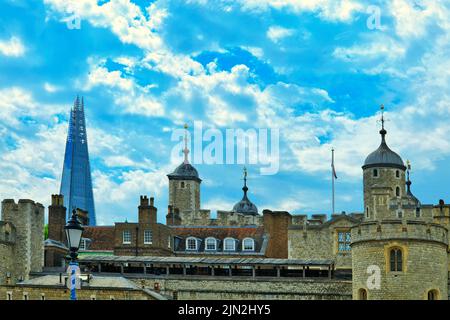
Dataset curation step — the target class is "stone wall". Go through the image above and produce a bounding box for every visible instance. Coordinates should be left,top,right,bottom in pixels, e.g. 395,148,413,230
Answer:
1,199,45,282
132,276,352,300
288,216,357,269
0,285,155,300
351,220,449,300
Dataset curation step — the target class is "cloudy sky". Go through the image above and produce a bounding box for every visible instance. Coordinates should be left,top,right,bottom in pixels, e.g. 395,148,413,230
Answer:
0,0,449,225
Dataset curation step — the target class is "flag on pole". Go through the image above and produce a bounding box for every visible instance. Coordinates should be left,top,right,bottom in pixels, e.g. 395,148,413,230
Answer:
331,149,337,179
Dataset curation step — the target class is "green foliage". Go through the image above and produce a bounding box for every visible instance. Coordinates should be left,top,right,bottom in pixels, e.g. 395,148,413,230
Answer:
44,224,48,240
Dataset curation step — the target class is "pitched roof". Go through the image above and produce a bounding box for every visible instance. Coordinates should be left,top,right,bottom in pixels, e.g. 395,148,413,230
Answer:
83,226,114,251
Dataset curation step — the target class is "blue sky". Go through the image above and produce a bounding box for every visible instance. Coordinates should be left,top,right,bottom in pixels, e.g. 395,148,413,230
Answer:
1,0,450,225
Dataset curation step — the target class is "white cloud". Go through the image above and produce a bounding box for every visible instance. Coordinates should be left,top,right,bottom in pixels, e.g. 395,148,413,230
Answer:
267,26,295,43
0,36,25,57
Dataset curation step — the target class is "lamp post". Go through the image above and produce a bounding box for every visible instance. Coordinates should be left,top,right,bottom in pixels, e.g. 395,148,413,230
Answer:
64,209,84,300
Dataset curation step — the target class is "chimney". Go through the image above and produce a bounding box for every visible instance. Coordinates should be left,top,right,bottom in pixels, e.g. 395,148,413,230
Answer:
48,194,67,242
138,196,157,224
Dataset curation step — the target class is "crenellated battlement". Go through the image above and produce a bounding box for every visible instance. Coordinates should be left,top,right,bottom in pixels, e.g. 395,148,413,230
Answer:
351,220,448,246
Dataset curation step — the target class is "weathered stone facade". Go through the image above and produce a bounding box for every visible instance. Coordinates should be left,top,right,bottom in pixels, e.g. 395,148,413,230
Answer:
0,199,45,284
133,276,352,300
289,214,363,270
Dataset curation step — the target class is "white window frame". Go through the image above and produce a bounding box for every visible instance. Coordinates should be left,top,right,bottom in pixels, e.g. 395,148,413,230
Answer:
186,237,198,251
242,238,255,251
205,237,217,251
144,230,153,244
122,230,131,244
224,237,236,251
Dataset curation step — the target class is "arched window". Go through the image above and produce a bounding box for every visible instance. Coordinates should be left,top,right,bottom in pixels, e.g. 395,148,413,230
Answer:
242,238,255,251
395,170,400,178
396,187,401,197
205,237,217,251
358,288,368,300
224,238,236,251
427,289,439,300
390,248,403,272
373,169,378,177
186,237,197,251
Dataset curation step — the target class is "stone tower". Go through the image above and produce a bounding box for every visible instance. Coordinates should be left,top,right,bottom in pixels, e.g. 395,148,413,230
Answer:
167,124,201,216
351,106,448,300
1,199,45,282
362,107,406,221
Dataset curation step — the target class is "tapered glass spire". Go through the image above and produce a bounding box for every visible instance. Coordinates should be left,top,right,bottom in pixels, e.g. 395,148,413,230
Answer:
59,96,96,225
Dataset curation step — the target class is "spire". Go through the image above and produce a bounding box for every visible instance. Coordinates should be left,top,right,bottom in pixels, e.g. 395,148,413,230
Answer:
379,104,387,142
242,166,248,198
183,123,190,164
406,160,412,193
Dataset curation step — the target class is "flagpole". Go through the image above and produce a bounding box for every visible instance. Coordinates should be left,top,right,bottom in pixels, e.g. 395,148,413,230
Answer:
332,148,335,215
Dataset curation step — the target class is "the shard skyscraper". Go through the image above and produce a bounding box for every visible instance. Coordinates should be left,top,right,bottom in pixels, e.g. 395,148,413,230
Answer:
60,96,96,225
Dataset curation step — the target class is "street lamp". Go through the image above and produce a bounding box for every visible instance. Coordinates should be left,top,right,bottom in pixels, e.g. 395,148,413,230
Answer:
64,209,84,300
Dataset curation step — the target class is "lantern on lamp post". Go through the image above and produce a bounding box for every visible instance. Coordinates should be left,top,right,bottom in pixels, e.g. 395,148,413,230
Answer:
64,209,84,300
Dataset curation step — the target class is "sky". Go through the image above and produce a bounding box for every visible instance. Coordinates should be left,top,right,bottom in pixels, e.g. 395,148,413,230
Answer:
0,0,450,225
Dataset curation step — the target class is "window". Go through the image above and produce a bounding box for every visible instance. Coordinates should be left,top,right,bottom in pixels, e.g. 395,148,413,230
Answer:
337,231,351,252
122,230,131,244
41,294,45,301
373,169,378,177
186,237,197,251
396,170,400,178
397,211,403,218
6,292,12,300
427,290,438,300
79,238,88,250
366,207,370,218
23,293,29,300
180,182,185,188
358,289,367,300
396,187,401,197
144,230,153,244
224,238,236,251
205,237,217,251
416,207,421,218
242,238,255,251
390,248,403,272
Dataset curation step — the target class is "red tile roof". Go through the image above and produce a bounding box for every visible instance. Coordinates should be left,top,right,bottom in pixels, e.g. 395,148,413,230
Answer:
83,226,114,251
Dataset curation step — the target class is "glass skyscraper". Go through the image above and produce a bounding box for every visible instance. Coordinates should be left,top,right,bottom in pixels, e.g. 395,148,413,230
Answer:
60,96,96,226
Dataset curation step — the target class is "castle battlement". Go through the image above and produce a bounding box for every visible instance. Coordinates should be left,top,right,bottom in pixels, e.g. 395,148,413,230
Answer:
351,220,448,246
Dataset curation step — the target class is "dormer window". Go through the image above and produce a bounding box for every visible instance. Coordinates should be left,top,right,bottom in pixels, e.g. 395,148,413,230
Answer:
205,237,217,251
373,169,378,177
416,207,421,218
186,237,198,251
242,238,255,251
224,238,236,251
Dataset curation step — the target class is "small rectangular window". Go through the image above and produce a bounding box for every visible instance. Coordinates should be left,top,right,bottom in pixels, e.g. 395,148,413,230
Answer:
144,230,153,244
123,230,131,244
